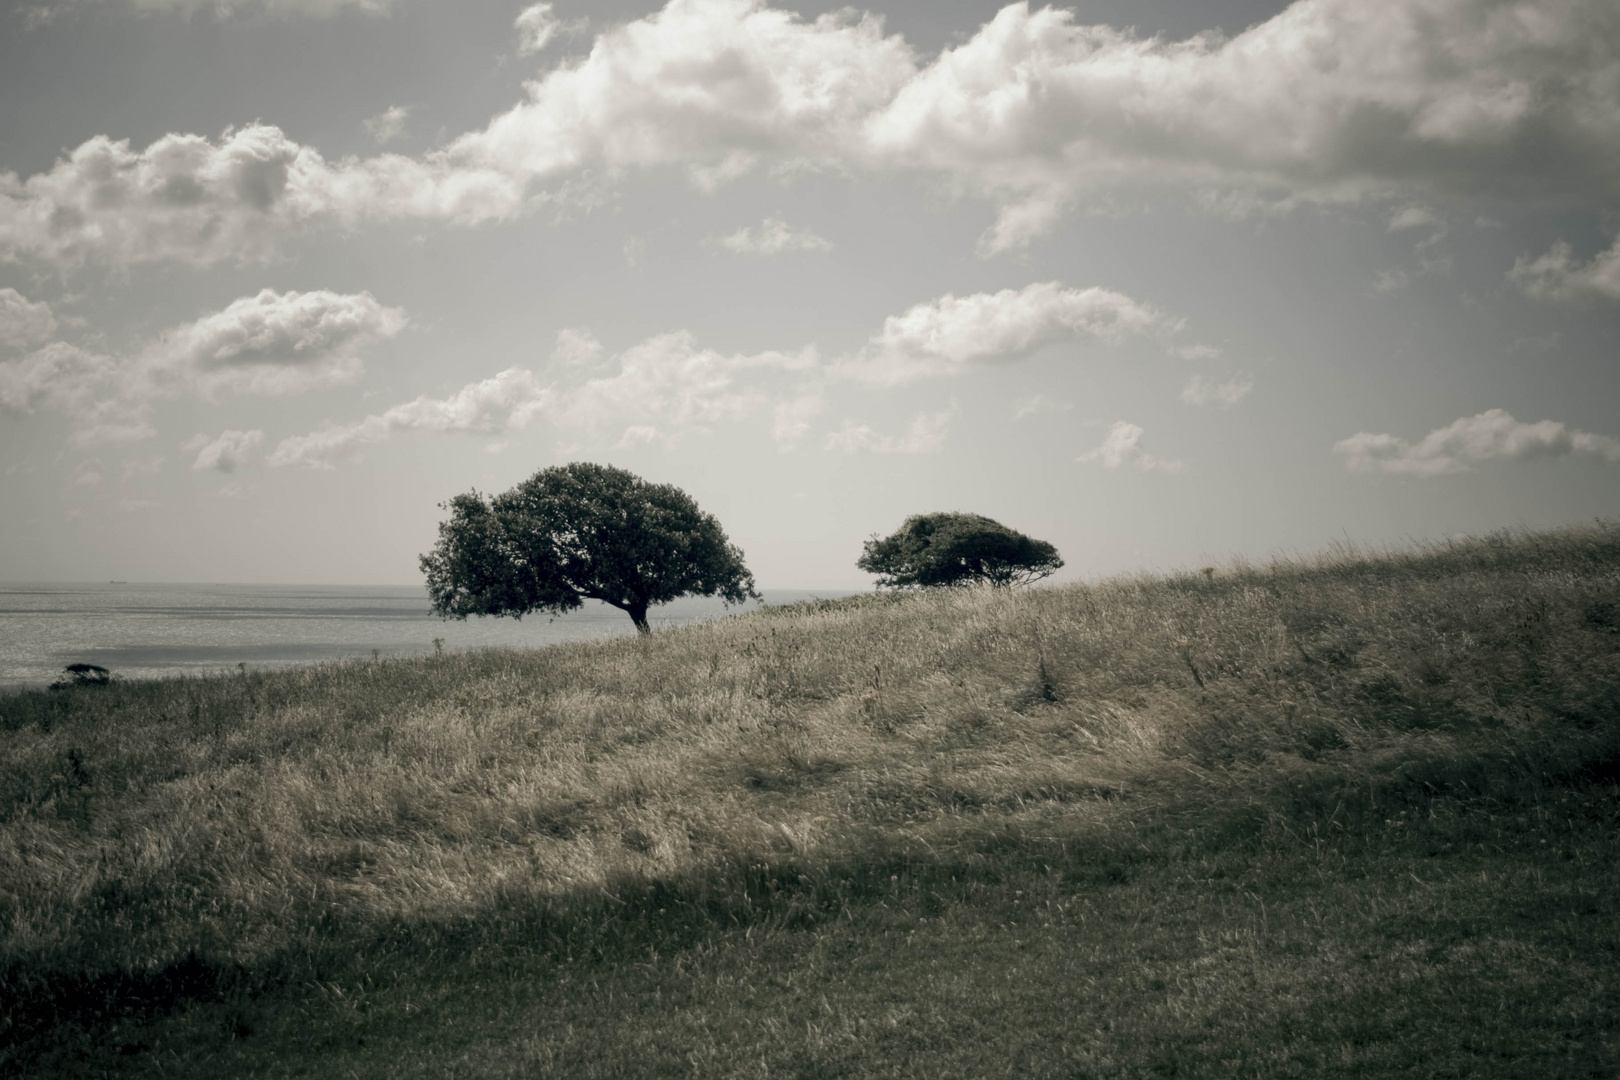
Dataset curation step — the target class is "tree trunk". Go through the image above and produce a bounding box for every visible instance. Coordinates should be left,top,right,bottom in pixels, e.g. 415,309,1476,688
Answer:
627,601,651,635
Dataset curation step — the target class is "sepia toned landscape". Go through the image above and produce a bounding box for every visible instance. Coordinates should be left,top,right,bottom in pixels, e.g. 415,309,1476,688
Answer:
5,0,1620,1073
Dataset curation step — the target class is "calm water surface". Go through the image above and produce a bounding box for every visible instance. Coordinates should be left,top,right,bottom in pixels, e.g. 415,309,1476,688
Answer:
0,583,857,691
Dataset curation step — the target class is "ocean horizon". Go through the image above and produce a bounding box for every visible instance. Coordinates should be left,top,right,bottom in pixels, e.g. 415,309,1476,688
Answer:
0,582,863,692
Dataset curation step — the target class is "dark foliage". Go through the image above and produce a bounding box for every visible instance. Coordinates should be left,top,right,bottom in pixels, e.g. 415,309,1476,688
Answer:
857,512,1063,588
420,462,759,633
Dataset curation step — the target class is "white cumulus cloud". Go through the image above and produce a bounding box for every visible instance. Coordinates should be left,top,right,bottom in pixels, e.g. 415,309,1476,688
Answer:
269,324,821,468
182,429,265,473
868,0,1620,250
0,289,403,448
0,289,57,348
0,343,131,444
1078,420,1182,473
839,281,1165,385
9,0,1618,265
0,124,522,268
718,217,832,254
1510,238,1620,303
515,3,582,55
566,331,815,436
363,106,410,146
549,327,605,369
268,367,553,469
453,0,914,190
1335,408,1620,476
138,288,406,399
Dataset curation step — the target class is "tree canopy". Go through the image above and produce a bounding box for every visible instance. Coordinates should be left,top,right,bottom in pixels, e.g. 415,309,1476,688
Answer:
421,462,758,634
857,512,1063,589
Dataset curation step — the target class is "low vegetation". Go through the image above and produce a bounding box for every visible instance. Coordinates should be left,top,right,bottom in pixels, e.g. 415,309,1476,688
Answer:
3,525,1619,1077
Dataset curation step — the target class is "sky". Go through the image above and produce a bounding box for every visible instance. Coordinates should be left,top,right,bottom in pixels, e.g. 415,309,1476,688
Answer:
1,0,1617,589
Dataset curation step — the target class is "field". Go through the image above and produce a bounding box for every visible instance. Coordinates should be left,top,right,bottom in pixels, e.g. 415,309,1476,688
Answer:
3,525,1619,1078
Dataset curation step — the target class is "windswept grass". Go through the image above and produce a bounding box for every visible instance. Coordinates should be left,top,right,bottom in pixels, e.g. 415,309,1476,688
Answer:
3,525,1619,1076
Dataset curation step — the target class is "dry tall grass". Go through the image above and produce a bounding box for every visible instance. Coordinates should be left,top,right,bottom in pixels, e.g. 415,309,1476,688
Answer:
3,524,1618,1073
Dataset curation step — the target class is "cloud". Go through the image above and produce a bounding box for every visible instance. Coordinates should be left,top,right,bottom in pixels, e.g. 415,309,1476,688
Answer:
515,3,584,55
472,0,1620,249
0,289,401,448
363,106,410,146
452,0,914,188
138,288,406,399
1335,408,1620,476
12,0,1618,266
718,217,832,254
1180,374,1251,408
564,330,814,436
271,321,822,467
1388,205,1441,232
1013,394,1072,419
0,289,56,348
868,0,1620,250
549,327,604,369
825,404,958,454
69,399,158,447
770,393,823,449
0,124,521,268
1510,238,1620,303
269,366,553,468
1373,269,1413,293
839,281,1165,385
182,429,264,472
263,278,1182,466
0,341,117,412
1078,420,1181,473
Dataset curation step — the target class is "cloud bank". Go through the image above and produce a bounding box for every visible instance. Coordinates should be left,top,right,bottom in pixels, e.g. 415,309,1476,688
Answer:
0,125,521,267
8,0,1617,266
1335,409,1620,475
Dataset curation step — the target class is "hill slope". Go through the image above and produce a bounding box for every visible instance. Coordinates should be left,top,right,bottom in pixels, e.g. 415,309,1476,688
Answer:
3,526,1619,1076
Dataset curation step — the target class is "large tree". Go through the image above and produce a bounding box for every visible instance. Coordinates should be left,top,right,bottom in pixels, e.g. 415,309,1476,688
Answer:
421,462,759,634
857,512,1063,589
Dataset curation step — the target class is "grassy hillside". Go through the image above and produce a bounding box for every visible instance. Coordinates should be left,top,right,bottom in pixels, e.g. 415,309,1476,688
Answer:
3,525,1619,1077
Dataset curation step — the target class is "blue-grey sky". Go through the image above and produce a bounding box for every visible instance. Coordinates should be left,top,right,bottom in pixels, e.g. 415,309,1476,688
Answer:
2,0,1617,587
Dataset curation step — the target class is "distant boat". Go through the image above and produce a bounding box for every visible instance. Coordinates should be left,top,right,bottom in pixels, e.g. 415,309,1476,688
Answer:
109,580,127,584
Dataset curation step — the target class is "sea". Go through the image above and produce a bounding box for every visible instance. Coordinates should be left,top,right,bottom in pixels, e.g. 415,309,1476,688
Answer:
0,582,859,692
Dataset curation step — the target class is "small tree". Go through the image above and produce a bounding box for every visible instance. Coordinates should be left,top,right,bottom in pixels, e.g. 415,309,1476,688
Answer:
421,462,759,634
857,512,1063,589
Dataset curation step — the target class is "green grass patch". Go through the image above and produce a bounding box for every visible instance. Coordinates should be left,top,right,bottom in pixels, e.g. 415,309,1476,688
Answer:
4,525,1619,1076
